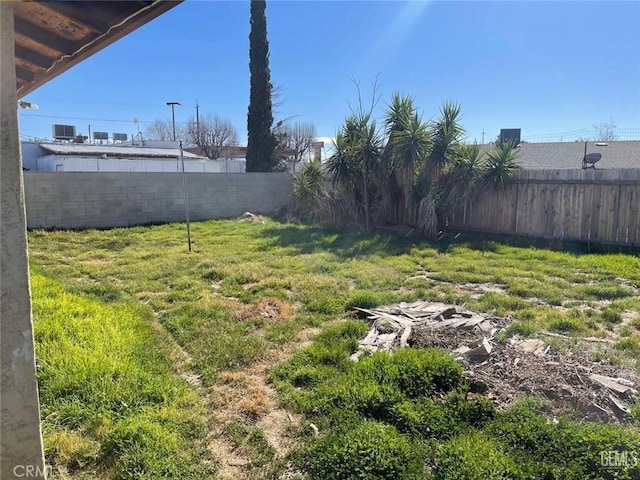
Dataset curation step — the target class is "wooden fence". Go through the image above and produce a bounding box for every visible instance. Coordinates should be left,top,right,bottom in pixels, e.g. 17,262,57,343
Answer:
448,169,640,247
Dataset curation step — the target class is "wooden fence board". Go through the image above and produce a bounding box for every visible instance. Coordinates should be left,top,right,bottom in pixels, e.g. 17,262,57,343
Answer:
447,169,640,247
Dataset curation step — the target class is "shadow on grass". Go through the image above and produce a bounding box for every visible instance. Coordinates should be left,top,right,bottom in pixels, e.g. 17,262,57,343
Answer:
258,224,416,258
259,222,640,260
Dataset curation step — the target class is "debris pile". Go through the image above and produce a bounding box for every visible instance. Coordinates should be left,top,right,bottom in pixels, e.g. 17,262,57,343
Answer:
351,301,638,424
238,212,267,224
350,301,495,359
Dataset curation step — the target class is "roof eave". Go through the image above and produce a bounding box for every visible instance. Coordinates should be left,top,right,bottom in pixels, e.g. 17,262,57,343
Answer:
16,0,182,98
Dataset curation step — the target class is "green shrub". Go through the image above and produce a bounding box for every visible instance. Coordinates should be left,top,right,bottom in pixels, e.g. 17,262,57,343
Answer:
576,282,633,300
502,320,537,338
344,290,385,310
432,431,523,480
392,390,495,440
356,348,463,398
487,402,640,479
616,336,640,359
297,420,425,480
547,315,586,334
326,380,404,420
102,413,207,479
304,295,345,315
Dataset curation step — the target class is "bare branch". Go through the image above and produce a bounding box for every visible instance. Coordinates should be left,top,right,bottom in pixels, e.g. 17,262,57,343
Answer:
273,120,318,172
592,117,618,142
184,113,239,159
143,119,185,141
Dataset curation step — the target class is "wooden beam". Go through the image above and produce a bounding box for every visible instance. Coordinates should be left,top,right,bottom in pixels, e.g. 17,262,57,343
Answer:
15,45,51,69
16,1,183,97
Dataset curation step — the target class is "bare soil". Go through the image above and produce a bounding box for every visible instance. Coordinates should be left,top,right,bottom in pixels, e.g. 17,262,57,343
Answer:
208,327,319,480
410,314,638,424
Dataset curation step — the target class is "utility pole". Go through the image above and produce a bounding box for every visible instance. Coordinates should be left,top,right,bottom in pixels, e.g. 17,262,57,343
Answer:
88,124,92,144
195,100,200,143
481,129,486,145
166,101,180,141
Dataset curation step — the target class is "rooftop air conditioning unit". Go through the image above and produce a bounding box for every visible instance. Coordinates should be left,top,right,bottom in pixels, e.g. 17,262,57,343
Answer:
52,124,76,140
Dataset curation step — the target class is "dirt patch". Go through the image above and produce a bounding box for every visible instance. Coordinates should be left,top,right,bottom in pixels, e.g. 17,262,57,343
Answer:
208,327,319,479
453,282,508,299
223,297,295,324
353,302,638,424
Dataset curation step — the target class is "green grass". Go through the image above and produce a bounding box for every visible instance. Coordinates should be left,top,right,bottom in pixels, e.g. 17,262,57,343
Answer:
32,272,212,479
272,321,640,479
27,219,640,477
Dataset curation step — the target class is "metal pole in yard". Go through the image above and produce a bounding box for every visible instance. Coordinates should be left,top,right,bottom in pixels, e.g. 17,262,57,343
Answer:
179,141,192,252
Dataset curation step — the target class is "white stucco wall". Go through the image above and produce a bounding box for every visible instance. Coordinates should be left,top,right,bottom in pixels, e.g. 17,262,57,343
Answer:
33,155,246,173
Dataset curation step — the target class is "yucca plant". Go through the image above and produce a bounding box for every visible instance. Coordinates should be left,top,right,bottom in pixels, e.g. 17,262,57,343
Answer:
294,93,521,240
292,160,328,223
484,140,521,187
393,111,430,211
427,101,464,178
326,114,383,232
370,94,431,226
440,143,486,217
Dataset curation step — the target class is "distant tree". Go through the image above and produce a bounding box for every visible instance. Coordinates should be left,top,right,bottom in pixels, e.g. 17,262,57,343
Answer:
246,0,276,172
184,114,239,159
593,118,618,141
144,119,184,141
275,121,317,172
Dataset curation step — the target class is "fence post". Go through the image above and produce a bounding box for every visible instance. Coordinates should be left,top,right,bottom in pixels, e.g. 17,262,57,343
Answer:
613,182,622,243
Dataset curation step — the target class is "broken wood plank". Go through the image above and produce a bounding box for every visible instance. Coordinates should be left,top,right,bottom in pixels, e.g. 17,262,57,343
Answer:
459,317,486,329
376,333,397,345
476,321,493,333
353,307,416,327
361,327,378,346
447,318,472,329
517,339,547,356
590,373,633,395
610,394,631,415
400,326,412,348
463,337,492,357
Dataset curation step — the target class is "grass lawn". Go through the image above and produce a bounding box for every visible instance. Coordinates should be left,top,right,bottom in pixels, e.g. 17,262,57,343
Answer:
28,219,640,479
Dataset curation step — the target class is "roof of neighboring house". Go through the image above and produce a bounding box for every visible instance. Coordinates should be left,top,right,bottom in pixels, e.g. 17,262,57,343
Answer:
14,1,182,96
184,145,247,158
40,143,207,160
480,141,640,170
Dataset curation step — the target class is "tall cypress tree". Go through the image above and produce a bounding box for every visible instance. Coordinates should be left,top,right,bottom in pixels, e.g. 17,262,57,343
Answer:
246,0,276,172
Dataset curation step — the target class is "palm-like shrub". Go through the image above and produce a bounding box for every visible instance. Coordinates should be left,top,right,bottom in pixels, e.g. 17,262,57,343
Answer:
292,160,327,223
484,140,521,187
326,113,383,232
427,101,464,178
440,143,486,218
306,93,513,238
377,94,430,225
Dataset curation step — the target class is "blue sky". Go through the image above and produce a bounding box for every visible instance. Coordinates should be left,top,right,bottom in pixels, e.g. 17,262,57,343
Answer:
18,0,640,146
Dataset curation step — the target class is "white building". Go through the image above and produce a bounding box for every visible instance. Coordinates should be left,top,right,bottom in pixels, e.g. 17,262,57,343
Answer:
20,140,246,173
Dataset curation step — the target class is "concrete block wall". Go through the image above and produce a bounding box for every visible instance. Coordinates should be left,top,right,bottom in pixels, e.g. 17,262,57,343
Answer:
24,172,293,229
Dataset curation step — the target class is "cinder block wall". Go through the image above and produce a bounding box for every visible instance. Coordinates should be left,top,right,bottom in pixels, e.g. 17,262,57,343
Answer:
24,172,292,229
